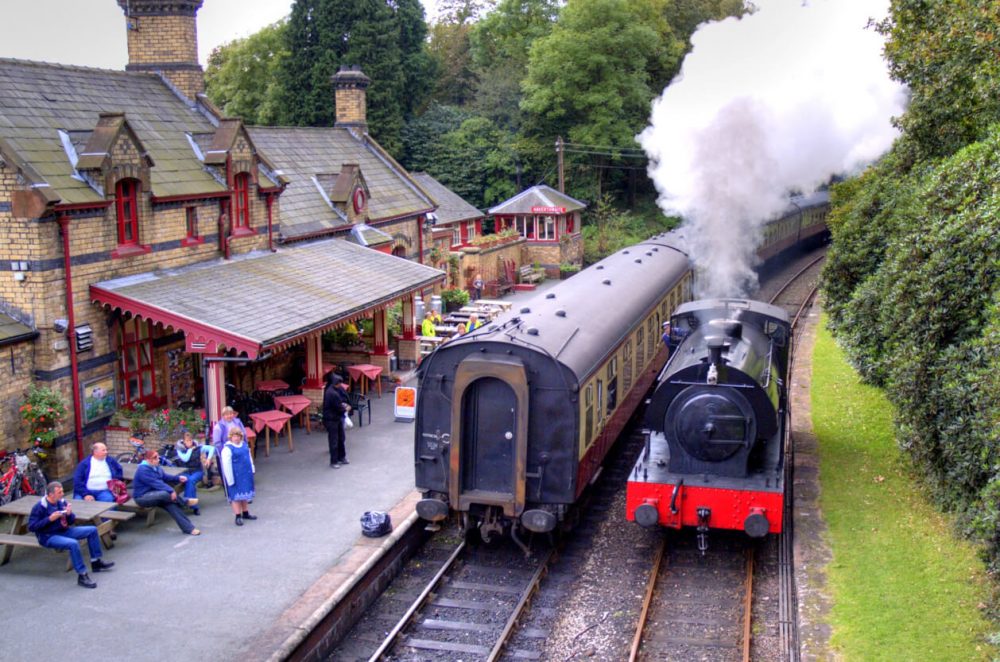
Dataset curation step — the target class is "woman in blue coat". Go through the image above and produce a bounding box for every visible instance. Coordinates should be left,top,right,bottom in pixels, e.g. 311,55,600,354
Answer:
221,427,256,526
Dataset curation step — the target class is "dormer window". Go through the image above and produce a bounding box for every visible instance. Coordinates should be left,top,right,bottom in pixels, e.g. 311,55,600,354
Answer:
234,172,250,229
116,178,140,245
111,178,151,258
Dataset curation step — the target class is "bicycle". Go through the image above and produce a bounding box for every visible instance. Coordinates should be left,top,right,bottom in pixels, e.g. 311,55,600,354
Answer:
115,433,178,467
0,446,48,505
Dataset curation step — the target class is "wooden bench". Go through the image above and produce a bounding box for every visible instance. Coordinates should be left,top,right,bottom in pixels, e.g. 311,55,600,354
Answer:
118,499,158,527
519,265,543,284
0,533,93,571
486,278,514,298
419,335,444,361
96,510,136,547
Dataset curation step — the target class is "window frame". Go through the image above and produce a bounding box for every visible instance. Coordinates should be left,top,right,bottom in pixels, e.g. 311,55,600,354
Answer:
182,206,204,247
230,172,256,237
117,317,158,408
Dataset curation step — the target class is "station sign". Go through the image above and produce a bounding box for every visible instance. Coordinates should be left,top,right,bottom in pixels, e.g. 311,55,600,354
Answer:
394,386,416,422
531,206,566,214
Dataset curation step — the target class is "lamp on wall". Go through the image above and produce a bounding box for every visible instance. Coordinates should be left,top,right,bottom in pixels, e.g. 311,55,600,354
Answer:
424,213,437,230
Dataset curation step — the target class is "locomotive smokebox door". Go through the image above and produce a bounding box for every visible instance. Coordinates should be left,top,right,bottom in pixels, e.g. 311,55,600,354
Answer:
664,385,756,476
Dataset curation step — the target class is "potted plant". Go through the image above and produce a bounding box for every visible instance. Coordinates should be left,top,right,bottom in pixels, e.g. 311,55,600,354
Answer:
441,287,470,312
18,385,68,450
559,262,581,279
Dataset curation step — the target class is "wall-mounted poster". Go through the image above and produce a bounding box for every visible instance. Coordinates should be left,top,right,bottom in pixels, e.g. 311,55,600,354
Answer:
82,373,116,424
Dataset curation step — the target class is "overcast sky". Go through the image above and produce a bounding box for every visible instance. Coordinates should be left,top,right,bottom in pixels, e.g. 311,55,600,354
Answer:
0,0,438,70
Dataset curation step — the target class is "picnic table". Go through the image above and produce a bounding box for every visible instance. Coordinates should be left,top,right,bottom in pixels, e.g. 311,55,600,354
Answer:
0,496,116,565
121,462,185,481
346,363,383,398
248,409,294,457
255,379,290,393
119,462,188,527
274,394,313,434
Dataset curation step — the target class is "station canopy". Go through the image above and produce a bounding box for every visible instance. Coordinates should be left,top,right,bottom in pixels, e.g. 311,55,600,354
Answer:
91,239,444,358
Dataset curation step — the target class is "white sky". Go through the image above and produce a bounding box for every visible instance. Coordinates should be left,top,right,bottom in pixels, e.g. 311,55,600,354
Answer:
0,0,439,70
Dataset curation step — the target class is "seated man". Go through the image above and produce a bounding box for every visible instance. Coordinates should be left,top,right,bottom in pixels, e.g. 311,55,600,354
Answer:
133,450,200,536
28,482,114,589
72,442,124,502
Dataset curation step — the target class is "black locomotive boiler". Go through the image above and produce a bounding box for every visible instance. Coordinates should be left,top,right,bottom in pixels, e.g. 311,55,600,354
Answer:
415,237,693,547
626,299,791,545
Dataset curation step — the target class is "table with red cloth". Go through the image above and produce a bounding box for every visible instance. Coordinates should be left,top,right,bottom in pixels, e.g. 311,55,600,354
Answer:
255,379,290,393
274,394,313,434
346,363,383,397
248,409,294,457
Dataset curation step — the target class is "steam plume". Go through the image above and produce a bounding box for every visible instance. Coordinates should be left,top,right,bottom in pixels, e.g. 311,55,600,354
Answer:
639,0,906,297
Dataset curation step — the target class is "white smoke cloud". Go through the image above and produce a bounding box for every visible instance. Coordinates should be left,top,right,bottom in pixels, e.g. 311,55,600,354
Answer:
639,0,907,298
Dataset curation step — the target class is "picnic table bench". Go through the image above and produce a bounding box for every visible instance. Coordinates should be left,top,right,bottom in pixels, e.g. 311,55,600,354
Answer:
519,265,543,284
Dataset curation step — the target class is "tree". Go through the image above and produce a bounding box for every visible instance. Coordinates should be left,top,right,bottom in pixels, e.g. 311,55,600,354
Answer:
278,0,431,153
204,21,289,125
521,0,681,197
436,116,519,209
401,103,472,174
469,0,558,131
876,1,1000,163
426,20,477,106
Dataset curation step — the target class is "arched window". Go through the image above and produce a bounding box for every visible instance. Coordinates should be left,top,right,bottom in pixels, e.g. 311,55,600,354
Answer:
115,178,140,245
233,172,251,229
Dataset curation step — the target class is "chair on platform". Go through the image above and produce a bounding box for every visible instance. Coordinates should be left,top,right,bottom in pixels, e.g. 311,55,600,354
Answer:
347,390,371,427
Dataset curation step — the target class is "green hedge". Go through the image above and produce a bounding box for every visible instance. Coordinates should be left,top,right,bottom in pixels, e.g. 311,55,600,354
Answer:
821,124,1000,572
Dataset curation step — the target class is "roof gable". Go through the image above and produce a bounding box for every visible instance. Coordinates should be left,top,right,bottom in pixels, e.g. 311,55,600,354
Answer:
75,112,154,171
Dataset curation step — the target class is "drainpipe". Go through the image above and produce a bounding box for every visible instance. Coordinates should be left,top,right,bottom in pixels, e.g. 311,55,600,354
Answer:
417,214,424,264
58,214,84,460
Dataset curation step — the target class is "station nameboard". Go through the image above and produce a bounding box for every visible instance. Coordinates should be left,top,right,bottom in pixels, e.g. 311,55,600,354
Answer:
394,386,416,422
531,206,566,214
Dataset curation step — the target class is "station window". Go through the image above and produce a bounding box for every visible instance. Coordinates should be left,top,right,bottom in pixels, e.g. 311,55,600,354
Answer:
182,206,204,246
115,178,140,246
118,317,157,407
233,172,251,230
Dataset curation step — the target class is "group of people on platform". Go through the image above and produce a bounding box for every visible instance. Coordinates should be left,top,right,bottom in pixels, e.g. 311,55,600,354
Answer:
421,310,483,341
31,408,258,589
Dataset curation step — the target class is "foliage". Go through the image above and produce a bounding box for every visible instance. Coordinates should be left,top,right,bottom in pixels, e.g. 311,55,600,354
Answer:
401,103,473,174
559,262,580,274
440,287,470,308
876,1,1000,164
580,194,676,264
149,408,205,441
277,0,431,152
204,20,288,125
18,386,68,448
323,324,362,349
822,115,1000,571
426,19,477,107
810,319,997,659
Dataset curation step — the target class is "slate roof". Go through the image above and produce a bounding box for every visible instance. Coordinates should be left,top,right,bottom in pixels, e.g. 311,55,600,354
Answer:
488,184,587,216
90,239,444,357
247,127,435,240
411,172,483,226
0,59,224,204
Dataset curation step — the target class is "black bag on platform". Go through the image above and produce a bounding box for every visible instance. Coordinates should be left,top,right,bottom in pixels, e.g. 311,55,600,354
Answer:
360,511,392,538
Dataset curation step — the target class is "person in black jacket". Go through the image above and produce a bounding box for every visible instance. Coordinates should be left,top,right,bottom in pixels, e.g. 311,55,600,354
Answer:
28,482,114,588
322,372,352,468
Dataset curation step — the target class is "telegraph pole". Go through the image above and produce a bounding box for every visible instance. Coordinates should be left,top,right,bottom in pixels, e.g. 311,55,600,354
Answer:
556,136,565,192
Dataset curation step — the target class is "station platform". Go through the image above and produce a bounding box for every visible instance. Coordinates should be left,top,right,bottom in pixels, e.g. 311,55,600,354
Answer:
0,282,558,661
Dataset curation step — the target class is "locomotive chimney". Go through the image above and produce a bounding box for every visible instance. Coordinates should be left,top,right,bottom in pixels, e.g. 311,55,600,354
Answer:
707,338,726,383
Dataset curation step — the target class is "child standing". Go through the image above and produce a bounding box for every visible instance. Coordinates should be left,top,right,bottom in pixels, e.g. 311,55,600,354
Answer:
221,427,256,526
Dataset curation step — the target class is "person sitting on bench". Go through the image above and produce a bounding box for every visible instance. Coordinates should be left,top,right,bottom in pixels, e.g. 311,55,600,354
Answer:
28,482,114,589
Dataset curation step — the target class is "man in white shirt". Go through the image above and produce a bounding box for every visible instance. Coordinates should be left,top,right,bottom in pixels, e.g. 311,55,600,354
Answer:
72,442,124,502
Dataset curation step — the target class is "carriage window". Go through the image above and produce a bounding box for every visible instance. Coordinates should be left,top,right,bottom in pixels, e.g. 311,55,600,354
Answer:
647,318,655,356
607,357,618,414
596,379,604,421
623,342,633,393
584,384,593,446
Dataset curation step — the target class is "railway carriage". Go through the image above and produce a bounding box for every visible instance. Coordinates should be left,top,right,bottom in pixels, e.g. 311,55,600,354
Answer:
415,236,692,546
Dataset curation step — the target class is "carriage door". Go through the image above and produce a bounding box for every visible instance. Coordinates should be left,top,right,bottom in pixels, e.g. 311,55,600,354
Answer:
461,378,516,494
450,356,529,516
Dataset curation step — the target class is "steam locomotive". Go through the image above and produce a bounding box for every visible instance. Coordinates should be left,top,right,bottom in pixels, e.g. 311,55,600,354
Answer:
626,298,790,548
414,193,826,548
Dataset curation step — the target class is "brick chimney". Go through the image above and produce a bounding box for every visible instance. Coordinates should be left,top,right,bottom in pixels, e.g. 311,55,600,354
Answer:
117,0,205,101
332,65,371,131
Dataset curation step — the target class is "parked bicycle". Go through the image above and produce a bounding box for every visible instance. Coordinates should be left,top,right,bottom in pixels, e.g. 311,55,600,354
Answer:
115,433,178,467
0,446,48,505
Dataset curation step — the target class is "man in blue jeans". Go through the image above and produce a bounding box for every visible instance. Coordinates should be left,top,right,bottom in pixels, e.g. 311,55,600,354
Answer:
28,482,114,588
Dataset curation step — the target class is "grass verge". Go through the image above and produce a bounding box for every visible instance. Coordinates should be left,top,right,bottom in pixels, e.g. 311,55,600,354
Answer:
811,316,996,661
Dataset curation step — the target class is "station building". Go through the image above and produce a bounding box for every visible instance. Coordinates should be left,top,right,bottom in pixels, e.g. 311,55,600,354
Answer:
0,0,447,475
